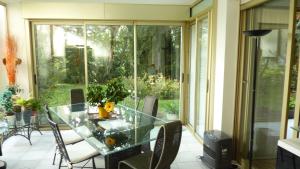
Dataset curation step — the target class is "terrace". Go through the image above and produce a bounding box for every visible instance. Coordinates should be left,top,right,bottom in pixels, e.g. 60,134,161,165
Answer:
0,0,299,169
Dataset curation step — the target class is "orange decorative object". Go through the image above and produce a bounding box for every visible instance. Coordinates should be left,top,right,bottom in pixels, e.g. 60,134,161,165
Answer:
98,106,109,119
4,35,18,86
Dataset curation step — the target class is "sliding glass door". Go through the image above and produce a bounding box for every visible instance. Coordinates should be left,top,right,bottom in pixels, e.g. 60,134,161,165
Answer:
188,24,196,127
32,22,183,124
187,15,211,138
238,0,290,168
196,16,209,138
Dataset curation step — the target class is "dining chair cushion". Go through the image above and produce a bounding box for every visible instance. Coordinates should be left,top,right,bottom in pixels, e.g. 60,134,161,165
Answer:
66,141,99,164
119,151,152,169
61,130,83,145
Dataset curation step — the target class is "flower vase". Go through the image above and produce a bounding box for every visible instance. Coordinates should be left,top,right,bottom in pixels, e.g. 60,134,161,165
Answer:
98,106,109,119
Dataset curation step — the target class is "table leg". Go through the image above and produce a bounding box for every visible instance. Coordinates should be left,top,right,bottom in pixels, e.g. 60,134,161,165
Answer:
104,145,141,169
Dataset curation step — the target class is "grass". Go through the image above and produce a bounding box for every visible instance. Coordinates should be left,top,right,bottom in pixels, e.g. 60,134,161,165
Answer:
39,83,180,122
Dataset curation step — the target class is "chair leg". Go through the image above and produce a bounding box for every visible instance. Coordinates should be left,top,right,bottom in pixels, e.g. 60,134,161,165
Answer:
53,145,57,165
58,156,62,169
92,157,96,169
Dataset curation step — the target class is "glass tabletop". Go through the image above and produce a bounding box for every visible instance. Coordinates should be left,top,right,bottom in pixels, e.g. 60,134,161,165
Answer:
49,103,166,155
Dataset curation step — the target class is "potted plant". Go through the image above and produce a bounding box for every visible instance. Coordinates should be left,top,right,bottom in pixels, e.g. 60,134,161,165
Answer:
87,78,129,119
164,101,179,120
16,98,41,124
0,89,15,125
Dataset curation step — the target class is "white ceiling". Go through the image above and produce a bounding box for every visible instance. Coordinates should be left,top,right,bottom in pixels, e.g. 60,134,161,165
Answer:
13,0,198,5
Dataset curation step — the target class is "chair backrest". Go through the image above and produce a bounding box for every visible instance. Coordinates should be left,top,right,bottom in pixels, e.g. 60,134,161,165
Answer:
142,96,158,117
150,120,182,169
70,89,85,111
47,117,71,164
71,88,85,104
44,104,53,121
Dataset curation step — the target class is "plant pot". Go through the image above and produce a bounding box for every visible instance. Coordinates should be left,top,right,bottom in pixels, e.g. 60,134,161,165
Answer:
31,115,36,124
166,113,178,121
23,108,32,124
98,107,109,119
6,114,15,126
15,112,22,121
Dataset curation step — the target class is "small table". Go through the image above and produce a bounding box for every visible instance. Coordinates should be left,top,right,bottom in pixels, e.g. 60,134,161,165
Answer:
49,104,166,169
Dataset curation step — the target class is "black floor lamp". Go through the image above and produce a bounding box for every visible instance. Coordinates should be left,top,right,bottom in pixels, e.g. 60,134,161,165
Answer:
243,29,271,169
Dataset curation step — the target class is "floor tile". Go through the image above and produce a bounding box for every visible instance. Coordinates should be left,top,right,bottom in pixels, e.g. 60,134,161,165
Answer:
1,126,204,169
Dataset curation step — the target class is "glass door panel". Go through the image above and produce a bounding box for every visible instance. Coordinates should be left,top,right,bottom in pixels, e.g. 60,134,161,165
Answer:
196,17,209,138
287,11,300,138
34,25,85,124
243,1,290,168
136,25,181,120
86,25,134,106
34,25,85,106
188,24,196,126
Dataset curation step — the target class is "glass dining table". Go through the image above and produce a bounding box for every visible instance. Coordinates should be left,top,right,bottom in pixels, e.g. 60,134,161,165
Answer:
49,103,166,169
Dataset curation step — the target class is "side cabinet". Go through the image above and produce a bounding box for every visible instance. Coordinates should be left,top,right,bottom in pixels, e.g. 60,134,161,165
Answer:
276,146,300,169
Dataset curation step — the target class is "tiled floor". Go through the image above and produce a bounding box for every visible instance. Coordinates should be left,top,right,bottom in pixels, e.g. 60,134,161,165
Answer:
0,127,208,169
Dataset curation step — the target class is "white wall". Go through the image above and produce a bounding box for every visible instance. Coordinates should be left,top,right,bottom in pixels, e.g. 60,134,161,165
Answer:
5,1,30,97
22,1,189,20
0,4,7,90
213,0,240,136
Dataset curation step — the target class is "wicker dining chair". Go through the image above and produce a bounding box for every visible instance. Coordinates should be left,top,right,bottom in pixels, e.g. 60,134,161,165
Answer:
142,96,158,117
47,117,100,169
118,120,182,169
139,96,158,152
45,105,83,165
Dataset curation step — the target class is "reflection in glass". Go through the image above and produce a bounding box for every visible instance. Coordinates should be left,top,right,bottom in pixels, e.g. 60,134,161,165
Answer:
188,24,196,127
196,17,209,138
243,0,290,168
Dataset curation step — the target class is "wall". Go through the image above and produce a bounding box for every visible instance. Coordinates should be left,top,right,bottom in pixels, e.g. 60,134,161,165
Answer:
0,4,7,90
5,1,30,97
22,1,190,20
1,0,189,96
213,0,240,136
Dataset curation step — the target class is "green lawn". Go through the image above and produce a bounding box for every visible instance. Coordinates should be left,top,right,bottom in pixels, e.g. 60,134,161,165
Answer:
39,83,180,121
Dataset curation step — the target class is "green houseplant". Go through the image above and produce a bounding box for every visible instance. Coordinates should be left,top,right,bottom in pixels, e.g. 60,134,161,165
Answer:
16,98,41,124
87,78,129,118
0,89,15,125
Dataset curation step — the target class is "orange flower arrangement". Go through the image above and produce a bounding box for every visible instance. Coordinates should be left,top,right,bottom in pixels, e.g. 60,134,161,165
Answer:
2,35,21,86
104,102,115,112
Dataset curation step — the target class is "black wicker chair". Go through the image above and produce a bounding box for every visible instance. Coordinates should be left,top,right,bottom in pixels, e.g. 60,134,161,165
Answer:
139,96,158,152
45,105,83,165
118,120,182,169
47,117,100,169
70,89,85,112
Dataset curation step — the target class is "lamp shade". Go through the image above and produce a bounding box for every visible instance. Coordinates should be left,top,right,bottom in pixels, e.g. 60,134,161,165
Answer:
243,29,271,37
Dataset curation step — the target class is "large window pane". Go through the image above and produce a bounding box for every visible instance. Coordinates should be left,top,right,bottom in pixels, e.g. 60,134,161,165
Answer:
136,25,181,120
34,25,85,124
86,25,134,106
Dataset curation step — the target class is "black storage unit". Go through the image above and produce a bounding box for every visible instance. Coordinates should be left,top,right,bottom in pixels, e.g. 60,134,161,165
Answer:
276,146,300,169
201,130,233,169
